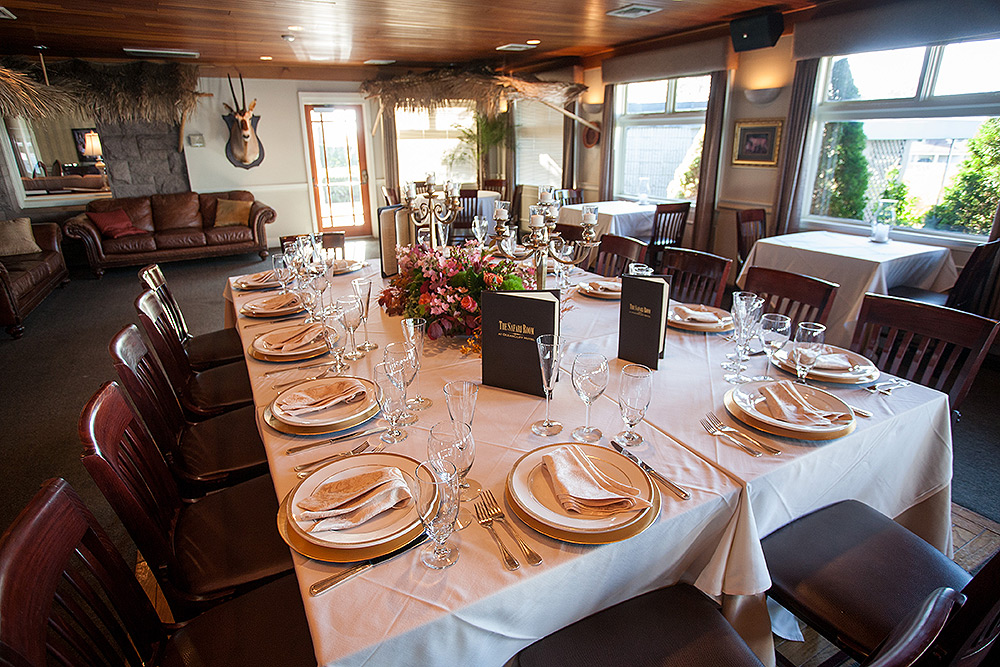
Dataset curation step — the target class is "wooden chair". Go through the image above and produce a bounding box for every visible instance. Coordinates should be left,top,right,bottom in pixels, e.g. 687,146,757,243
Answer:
482,178,506,200
762,499,1000,667
658,247,732,308
135,290,253,419
742,266,839,331
553,223,584,242
594,234,647,277
648,202,691,270
511,184,523,225
138,264,244,370
321,230,346,259
0,478,314,666
279,234,310,248
78,382,294,620
452,188,480,242
110,325,268,496
850,293,1000,411
412,180,432,194
555,188,583,205
889,238,1000,318
381,184,400,206
735,208,767,270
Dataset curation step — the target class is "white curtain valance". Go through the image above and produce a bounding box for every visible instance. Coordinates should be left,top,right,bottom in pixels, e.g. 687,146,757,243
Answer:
793,0,1000,61
601,37,732,85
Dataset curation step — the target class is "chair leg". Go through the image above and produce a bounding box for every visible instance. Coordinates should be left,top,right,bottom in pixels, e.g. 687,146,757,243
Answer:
259,250,269,260
6,324,25,339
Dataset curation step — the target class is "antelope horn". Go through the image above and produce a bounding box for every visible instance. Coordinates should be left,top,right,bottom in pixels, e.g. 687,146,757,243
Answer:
227,74,239,111
240,74,246,113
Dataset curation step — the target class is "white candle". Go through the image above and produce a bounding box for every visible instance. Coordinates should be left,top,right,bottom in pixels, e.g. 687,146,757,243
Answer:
582,213,597,225
406,182,416,197
530,214,545,228
495,208,509,220
873,223,890,243
427,173,436,186
539,191,553,203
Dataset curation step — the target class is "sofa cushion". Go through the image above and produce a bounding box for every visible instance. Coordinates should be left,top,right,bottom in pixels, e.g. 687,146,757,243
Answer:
205,225,254,246
215,199,253,227
0,218,42,257
103,234,156,254
152,192,203,231
155,229,207,249
199,191,254,227
88,197,155,233
86,209,147,239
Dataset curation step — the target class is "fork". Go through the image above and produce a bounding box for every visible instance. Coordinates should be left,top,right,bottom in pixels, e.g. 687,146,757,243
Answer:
273,365,338,390
706,412,781,455
480,490,542,566
294,440,371,476
474,503,519,570
700,418,762,457
866,379,911,395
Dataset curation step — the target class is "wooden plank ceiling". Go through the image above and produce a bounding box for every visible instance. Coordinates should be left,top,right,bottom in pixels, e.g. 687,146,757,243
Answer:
0,0,828,77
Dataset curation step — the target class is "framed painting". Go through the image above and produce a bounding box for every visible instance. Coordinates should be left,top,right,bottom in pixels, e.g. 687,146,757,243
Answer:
733,120,782,166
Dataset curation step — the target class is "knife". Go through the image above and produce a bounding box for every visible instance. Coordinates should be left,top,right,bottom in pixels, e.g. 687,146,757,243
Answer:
309,534,429,596
610,441,692,501
285,426,387,455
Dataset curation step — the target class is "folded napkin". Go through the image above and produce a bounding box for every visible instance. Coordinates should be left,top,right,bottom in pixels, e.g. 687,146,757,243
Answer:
246,293,299,313
331,258,352,271
263,324,324,352
242,269,275,286
674,304,721,323
813,345,854,370
758,380,852,427
277,379,367,416
591,280,621,293
541,445,651,516
296,467,411,532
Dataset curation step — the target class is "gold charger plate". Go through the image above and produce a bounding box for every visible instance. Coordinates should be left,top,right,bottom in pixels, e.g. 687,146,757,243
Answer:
248,344,329,363
240,293,304,318
332,260,366,275
576,280,621,300
262,399,380,436
666,304,734,333
723,390,857,441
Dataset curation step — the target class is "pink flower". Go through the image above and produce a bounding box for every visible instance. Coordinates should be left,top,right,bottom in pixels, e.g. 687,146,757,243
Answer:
461,295,476,312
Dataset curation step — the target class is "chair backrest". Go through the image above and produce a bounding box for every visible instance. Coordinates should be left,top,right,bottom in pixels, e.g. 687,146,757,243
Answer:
412,180,432,194
138,263,191,341
554,223,583,242
925,547,1000,666
78,381,183,586
455,188,479,228
381,185,400,206
0,478,166,667
743,266,839,330
134,290,194,394
735,209,767,265
659,247,732,308
862,587,963,667
850,293,1000,411
555,188,583,205
651,202,691,248
946,238,1000,318
321,231,346,259
482,179,506,200
594,235,647,277
511,185,523,223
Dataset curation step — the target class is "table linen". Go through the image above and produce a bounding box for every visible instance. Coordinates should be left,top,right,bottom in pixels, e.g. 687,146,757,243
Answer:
558,201,658,240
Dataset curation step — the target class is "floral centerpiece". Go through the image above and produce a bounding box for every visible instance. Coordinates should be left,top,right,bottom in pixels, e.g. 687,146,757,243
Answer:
378,241,535,340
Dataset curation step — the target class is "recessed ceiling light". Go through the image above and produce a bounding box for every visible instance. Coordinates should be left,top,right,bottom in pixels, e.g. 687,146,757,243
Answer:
123,47,199,59
364,59,396,65
281,34,295,42
259,55,273,61
526,39,541,45
606,4,663,19
496,43,536,52
0,7,17,20
287,25,304,31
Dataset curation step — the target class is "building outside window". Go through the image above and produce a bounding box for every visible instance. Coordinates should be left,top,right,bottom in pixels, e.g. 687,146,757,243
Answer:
612,75,710,202
803,37,1000,238
395,104,476,186
514,100,563,188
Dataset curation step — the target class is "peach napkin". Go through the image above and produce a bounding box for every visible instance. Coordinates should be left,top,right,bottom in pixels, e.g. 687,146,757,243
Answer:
331,259,353,272
758,380,852,427
814,345,854,370
591,280,621,293
263,324,324,352
674,304,720,323
296,467,411,532
277,379,367,416
541,444,651,516
241,270,276,287
246,293,299,313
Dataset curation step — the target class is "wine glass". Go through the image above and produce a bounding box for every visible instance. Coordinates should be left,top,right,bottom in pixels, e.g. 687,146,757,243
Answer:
442,382,481,499
571,352,609,443
382,341,419,425
351,278,378,352
427,421,477,529
752,313,792,382
413,458,460,569
372,361,408,444
272,254,292,294
335,296,365,361
298,282,321,323
532,334,563,436
614,364,652,447
401,318,433,410
319,308,349,374
793,322,826,381
724,292,764,384
472,215,489,244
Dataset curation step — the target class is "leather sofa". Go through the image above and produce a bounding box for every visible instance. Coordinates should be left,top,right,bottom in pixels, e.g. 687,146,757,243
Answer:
63,190,275,277
0,223,69,338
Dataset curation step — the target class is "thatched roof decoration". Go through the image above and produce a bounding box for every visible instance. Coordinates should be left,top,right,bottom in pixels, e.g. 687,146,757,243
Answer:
0,65,78,119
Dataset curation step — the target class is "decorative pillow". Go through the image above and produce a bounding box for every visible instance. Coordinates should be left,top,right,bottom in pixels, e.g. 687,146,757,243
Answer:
87,209,147,239
215,199,253,227
0,217,42,257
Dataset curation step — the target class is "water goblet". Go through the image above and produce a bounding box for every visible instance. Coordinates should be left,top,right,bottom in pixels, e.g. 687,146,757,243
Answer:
335,296,365,361
414,458,460,569
272,254,292,294
723,292,764,383
472,215,489,244
401,317,433,410
372,361,408,444
383,341,419,425
442,382,481,499
351,278,378,352
319,310,349,374
571,352,609,443
752,313,792,382
793,322,827,381
532,334,563,436
298,283,322,324
427,421,478,529
613,364,652,447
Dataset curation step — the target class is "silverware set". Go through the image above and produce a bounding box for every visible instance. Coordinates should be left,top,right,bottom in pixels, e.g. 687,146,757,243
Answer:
478,490,543,566
273,366,339,390
243,314,305,329
264,359,337,377
864,378,911,395
700,413,766,457
610,441,691,500
474,503,520,571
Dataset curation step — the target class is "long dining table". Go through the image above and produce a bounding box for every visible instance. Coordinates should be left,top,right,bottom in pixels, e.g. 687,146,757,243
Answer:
228,260,953,667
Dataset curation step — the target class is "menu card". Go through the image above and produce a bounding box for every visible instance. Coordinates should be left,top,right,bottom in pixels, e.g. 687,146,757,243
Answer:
481,290,560,397
618,275,670,369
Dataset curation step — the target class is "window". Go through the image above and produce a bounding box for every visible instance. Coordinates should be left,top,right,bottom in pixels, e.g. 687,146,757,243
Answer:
613,75,710,202
514,100,562,188
395,104,476,185
804,38,1000,238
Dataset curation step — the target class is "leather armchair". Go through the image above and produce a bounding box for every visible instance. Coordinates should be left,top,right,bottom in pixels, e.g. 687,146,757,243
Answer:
0,222,69,338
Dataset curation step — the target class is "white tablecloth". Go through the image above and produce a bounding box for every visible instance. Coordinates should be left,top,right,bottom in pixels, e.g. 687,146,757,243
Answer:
737,230,958,347
558,201,658,241
228,261,953,666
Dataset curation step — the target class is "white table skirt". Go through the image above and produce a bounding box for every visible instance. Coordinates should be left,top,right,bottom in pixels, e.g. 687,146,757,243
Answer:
737,230,958,347
558,201,658,241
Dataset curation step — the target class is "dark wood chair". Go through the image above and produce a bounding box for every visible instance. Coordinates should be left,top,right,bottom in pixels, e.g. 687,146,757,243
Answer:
381,184,400,206
138,264,244,370
762,499,1000,667
850,293,1000,411
658,247,732,308
594,234,647,277
555,188,583,205
452,188,480,242
321,230,346,259
735,208,767,270
0,478,314,667
278,234,310,248
110,325,268,496
511,184,523,225
412,180,432,194
554,223,583,242
135,290,253,419
482,178,506,200
889,238,1000,318
648,202,691,270
78,382,293,620
742,266,839,331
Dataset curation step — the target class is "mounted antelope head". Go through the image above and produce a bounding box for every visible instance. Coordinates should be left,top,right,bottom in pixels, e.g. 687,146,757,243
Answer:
222,73,264,168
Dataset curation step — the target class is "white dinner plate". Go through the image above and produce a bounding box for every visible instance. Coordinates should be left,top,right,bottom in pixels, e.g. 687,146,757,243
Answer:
731,381,854,434
507,443,653,534
772,345,879,383
331,260,365,275
577,279,622,300
252,323,326,357
240,293,303,317
234,271,280,290
666,303,734,332
271,376,379,427
289,453,421,549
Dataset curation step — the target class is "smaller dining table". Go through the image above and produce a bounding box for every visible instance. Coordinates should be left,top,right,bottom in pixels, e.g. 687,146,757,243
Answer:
558,201,659,241
737,230,958,347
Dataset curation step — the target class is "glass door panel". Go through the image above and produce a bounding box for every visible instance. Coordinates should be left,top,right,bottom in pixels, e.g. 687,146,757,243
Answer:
304,104,372,236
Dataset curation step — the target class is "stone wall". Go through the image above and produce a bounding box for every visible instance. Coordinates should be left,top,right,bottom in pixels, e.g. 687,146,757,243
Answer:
98,120,190,198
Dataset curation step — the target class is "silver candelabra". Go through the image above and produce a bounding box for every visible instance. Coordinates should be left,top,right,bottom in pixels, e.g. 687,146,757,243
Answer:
404,179,460,250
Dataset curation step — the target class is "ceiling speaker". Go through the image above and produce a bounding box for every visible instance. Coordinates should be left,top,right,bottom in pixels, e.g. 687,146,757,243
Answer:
730,11,784,52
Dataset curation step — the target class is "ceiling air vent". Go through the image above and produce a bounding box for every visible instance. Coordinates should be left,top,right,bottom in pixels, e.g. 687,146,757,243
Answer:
495,43,536,52
123,47,200,59
0,7,17,20
607,4,663,19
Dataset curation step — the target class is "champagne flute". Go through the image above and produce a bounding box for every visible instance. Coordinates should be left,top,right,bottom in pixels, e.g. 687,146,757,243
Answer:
532,334,563,436
427,421,477,529
571,352,609,443
752,313,792,382
372,361,408,444
351,278,378,352
336,296,365,361
613,364,652,447
272,254,292,294
401,318,433,410
442,381,481,501
414,458,460,569
383,341,419,425
793,322,826,381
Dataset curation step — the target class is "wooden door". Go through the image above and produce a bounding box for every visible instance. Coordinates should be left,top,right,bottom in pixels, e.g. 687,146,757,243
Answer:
304,104,372,236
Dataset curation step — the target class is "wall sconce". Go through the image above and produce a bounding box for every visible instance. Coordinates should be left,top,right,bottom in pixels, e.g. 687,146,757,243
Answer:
744,87,783,105
581,102,604,115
